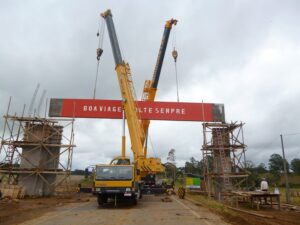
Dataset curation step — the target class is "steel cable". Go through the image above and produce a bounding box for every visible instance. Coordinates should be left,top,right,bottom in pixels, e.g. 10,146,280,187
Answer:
93,18,105,99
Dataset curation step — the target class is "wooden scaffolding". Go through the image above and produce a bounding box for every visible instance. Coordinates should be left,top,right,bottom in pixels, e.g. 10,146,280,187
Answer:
202,122,249,200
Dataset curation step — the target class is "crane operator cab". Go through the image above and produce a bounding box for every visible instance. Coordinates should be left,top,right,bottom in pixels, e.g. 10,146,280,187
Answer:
110,157,131,165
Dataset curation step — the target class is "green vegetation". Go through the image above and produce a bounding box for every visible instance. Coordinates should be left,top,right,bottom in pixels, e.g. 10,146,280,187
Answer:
245,154,300,189
186,192,237,216
269,186,300,205
80,177,94,187
71,151,300,195
71,169,86,175
291,158,300,175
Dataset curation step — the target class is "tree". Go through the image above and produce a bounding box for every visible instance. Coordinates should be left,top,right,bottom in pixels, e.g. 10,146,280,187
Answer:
71,169,85,175
256,163,268,174
167,149,176,165
268,153,289,175
184,157,202,175
165,149,177,182
245,160,255,169
291,158,300,175
268,153,290,184
244,160,261,189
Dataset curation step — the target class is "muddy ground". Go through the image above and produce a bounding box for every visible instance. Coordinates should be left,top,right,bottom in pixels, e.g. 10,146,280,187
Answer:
216,205,300,225
0,193,299,225
2,194,228,225
0,193,90,225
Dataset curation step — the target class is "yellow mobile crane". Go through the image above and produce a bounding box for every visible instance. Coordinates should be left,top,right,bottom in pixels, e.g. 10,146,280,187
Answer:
94,10,175,206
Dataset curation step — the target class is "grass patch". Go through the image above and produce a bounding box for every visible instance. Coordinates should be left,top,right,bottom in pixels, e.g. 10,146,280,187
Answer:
269,187,300,205
186,192,236,215
80,177,93,187
185,192,272,225
185,192,258,225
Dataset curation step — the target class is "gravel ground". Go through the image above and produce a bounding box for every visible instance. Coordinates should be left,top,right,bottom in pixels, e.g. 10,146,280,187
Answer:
17,195,228,225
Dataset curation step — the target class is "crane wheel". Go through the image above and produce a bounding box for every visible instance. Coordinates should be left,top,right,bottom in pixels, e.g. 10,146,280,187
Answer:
97,194,107,207
132,196,137,205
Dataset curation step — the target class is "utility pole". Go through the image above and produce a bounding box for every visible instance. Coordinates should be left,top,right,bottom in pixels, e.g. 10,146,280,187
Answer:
280,134,291,203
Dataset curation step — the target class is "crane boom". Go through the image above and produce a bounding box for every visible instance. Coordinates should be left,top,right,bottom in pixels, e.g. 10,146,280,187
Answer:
151,19,177,89
101,10,145,161
142,19,177,157
101,10,163,175
102,11,122,65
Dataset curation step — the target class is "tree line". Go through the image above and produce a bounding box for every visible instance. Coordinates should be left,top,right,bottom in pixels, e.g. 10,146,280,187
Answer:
165,152,300,188
246,154,300,187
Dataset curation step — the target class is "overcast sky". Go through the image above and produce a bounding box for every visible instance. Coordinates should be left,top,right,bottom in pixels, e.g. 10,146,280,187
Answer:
1,0,300,169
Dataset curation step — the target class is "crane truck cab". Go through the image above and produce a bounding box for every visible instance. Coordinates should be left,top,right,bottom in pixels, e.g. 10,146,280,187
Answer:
94,164,140,206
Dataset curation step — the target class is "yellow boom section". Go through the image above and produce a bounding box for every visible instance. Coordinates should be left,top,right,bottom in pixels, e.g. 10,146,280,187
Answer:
115,63,145,160
101,10,164,175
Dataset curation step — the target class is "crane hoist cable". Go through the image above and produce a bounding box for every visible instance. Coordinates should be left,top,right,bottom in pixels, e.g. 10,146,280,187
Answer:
148,134,158,158
172,48,179,102
93,18,105,99
28,83,40,116
172,27,180,102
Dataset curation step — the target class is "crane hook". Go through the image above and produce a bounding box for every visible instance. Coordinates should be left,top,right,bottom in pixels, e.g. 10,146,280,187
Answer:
96,48,103,61
172,48,178,62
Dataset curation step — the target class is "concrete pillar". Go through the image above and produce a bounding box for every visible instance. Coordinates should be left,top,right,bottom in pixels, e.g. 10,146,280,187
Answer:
212,128,232,196
19,123,62,196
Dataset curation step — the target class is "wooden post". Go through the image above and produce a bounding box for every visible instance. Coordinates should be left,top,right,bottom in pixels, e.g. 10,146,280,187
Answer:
280,134,291,204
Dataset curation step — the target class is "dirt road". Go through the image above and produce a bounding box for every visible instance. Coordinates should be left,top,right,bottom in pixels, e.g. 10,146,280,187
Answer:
18,195,228,225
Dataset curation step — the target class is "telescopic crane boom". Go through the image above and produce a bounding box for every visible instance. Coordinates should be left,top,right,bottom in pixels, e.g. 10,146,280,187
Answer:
101,9,163,176
142,18,177,157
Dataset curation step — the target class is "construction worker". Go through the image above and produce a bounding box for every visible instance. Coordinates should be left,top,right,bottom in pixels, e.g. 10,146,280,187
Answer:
260,178,269,192
274,185,280,194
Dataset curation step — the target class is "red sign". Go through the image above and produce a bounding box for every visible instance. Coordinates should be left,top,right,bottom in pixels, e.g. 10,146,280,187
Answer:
49,99,225,122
